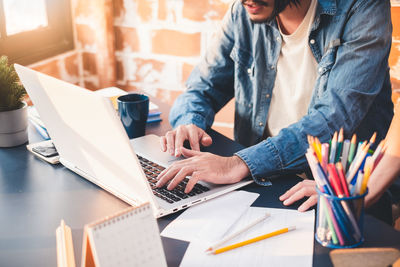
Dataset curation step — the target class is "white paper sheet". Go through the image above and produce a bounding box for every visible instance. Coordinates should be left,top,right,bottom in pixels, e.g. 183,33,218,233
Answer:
180,207,315,267
160,191,260,243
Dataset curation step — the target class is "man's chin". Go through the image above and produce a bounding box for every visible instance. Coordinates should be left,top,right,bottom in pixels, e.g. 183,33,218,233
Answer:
249,15,275,23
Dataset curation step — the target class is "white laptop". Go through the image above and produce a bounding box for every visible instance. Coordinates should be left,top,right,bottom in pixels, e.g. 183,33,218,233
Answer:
15,64,252,218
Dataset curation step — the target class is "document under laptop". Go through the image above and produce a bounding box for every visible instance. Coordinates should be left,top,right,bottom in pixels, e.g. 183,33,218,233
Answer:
15,64,252,218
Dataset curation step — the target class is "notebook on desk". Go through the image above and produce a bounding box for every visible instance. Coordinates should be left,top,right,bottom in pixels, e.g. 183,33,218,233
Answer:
15,64,252,218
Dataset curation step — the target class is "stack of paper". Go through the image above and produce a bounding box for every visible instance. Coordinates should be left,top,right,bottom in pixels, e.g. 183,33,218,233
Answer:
161,191,260,243
161,190,315,267
180,207,315,267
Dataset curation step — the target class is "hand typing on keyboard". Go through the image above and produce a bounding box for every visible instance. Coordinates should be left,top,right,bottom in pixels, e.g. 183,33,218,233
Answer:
138,155,210,203
155,147,250,193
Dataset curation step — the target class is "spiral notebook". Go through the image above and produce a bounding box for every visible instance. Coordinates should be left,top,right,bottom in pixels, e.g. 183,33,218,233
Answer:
81,203,167,267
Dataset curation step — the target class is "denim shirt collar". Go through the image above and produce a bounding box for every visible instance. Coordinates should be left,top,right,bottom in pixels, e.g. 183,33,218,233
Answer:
313,0,337,31
317,0,337,16
265,0,337,31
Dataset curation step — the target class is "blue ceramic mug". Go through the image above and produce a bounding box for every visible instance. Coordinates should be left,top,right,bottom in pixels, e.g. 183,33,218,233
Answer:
117,94,149,139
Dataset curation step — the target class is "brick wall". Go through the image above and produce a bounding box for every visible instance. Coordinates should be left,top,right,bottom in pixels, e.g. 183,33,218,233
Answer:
113,0,234,137
29,51,82,86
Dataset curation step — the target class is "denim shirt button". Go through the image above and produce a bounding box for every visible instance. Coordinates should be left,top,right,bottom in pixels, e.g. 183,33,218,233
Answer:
318,67,323,73
266,94,270,98
270,65,275,70
276,36,281,42
260,178,266,182
259,122,264,127
310,39,315,44
247,68,252,74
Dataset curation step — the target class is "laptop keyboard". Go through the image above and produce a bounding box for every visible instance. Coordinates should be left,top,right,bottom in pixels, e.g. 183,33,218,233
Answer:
137,155,210,204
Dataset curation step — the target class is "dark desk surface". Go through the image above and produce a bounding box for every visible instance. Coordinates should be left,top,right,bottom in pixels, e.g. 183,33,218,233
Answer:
1,99,399,266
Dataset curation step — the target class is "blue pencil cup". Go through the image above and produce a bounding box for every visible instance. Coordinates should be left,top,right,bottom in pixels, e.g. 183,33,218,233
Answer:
315,187,367,248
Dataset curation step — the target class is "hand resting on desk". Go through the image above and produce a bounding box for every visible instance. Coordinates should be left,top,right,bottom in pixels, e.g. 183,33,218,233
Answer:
156,147,250,193
279,180,318,212
279,154,400,211
279,178,397,212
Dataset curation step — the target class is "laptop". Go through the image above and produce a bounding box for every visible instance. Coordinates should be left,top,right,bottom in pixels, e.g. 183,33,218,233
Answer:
15,64,253,218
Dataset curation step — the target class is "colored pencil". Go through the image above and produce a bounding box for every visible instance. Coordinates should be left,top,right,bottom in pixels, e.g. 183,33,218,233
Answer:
352,141,366,167
359,157,373,195
346,143,370,184
355,171,364,195
325,199,345,246
335,162,350,197
347,134,357,171
210,226,296,255
308,135,322,163
371,140,385,171
327,164,343,196
314,136,322,152
341,140,350,171
320,198,339,245
329,131,338,163
328,199,353,243
335,128,344,163
369,132,377,147
321,143,329,172
327,164,361,239
205,213,271,252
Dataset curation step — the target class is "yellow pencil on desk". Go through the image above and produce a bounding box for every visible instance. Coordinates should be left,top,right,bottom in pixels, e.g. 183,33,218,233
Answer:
205,212,270,252
209,226,296,255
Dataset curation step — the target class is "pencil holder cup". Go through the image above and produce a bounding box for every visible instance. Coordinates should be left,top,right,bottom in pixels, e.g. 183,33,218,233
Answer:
315,187,367,249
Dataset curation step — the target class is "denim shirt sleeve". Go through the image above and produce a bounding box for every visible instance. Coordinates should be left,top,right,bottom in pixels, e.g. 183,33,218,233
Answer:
236,0,393,183
169,3,237,130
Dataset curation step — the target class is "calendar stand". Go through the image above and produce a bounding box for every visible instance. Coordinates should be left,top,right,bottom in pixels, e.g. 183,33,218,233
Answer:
56,203,167,267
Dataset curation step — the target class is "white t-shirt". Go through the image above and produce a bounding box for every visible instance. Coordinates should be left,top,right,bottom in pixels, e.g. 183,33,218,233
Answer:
266,0,318,137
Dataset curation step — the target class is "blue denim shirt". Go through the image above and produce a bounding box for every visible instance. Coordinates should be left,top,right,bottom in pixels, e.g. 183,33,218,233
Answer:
169,0,393,185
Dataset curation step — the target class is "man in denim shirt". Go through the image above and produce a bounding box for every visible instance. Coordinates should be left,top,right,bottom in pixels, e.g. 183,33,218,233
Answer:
156,0,393,207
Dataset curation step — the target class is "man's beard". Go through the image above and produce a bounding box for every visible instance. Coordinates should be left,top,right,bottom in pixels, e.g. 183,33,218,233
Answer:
241,0,294,23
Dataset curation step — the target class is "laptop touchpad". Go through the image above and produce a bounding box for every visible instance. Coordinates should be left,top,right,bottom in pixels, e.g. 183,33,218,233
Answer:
130,134,182,167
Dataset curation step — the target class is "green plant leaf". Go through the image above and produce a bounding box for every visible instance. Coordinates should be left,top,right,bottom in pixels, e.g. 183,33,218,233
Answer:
0,56,27,112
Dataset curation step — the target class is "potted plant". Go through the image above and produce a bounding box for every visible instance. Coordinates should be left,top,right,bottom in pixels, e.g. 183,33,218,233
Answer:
0,56,28,147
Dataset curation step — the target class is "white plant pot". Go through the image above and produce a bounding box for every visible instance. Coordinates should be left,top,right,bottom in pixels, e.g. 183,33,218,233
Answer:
0,102,28,147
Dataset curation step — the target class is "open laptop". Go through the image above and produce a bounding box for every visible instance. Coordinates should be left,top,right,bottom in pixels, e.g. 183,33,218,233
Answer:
15,64,252,218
